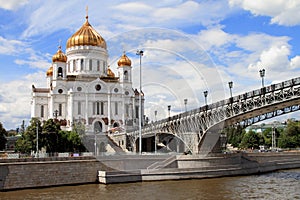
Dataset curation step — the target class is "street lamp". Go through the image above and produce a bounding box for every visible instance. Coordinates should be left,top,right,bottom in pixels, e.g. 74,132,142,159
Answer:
168,105,171,118
154,110,157,121
53,110,58,119
203,91,208,105
184,99,188,112
136,49,144,154
228,81,233,98
259,69,265,88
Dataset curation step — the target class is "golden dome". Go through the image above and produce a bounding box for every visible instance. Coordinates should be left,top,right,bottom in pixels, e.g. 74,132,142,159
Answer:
107,66,115,78
52,46,67,63
46,65,53,76
117,52,132,67
66,16,106,49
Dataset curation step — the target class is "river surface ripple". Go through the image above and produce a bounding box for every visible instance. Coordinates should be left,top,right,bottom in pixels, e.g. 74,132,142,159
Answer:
1,168,300,200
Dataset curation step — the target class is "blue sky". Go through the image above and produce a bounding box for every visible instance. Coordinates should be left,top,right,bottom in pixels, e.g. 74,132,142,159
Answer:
1,0,300,130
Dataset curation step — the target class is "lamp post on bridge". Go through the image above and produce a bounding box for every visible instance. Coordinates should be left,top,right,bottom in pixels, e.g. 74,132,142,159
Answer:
136,49,144,155
228,81,233,98
168,105,171,118
259,69,265,88
203,91,208,107
184,99,188,112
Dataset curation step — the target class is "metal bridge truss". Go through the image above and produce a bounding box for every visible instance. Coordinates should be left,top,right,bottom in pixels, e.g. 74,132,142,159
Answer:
126,77,300,153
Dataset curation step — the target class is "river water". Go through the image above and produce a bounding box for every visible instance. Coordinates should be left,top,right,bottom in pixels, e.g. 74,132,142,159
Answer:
1,168,300,200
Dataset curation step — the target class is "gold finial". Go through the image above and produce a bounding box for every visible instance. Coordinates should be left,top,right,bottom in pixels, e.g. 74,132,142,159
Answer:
86,6,88,19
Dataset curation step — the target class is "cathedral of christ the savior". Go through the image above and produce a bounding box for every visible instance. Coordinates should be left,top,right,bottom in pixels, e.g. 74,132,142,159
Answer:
31,14,145,135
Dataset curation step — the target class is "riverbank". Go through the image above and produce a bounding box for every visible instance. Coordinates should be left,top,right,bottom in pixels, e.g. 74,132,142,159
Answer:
1,152,300,191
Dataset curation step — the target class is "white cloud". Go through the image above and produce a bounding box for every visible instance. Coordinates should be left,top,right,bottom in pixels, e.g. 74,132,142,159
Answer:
0,36,26,55
229,0,300,26
0,0,28,10
0,71,46,129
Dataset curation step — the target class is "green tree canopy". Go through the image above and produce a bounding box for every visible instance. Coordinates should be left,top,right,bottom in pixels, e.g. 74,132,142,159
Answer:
278,120,300,148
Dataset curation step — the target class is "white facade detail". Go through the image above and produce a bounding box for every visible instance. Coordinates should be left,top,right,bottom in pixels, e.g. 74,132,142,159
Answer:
31,16,144,134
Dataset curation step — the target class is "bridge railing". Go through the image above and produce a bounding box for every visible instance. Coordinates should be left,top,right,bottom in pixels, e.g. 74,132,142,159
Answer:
128,76,300,135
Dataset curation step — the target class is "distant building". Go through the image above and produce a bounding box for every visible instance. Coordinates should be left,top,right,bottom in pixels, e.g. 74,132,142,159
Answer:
31,14,144,134
245,121,286,133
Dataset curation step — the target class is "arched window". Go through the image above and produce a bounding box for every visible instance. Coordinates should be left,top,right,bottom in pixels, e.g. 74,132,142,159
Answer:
40,105,44,118
73,60,76,71
97,60,100,71
80,59,84,71
94,121,102,133
124,71,128,81
58,103,62,116
89,59,92,71
58,67,63,77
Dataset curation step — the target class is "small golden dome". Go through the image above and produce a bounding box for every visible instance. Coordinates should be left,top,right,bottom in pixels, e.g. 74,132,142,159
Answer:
117,52,132,67
46,65,53,76
107,66,115,78
66,16,106,49
52,46,67,63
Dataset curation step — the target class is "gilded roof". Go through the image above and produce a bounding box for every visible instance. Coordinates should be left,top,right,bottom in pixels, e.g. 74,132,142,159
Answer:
66,16,106,49
117,52,132,67
52,46,67,63
46,65,53,76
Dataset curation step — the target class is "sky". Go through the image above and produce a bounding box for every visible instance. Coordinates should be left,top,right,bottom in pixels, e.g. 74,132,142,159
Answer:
1,0,300,130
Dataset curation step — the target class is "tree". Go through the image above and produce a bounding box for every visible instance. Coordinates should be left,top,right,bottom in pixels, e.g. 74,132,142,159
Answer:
278,120,300,148
239,130,262,149
0,122,7,150
15,118,42,153
223,125,244,148
41,119,61,152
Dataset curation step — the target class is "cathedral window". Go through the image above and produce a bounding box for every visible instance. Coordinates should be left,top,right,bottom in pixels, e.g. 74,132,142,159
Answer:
40,105,44,118
95,84,101,91
97,60,100,71
101,102,104,115
135,106,139,119
115,102,118,115
58,104,62,116
124,71,128,80
80,59,84,71
89,59,92,71
96,102,100,115
58,67,63,77
78,101,81,115
73,60,76,71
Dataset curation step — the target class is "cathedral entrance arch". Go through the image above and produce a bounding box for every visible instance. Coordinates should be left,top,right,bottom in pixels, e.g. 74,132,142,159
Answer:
94,121,103,133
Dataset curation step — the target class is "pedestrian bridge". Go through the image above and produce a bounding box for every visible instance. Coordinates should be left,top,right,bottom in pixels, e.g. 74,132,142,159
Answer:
124,77,300,155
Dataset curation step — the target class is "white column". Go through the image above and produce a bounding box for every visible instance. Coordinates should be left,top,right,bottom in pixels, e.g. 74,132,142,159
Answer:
108,93,111,129
49,95,54,118
85,93,88,125
31,96,36,118
122,96,125,127
69,90,74,126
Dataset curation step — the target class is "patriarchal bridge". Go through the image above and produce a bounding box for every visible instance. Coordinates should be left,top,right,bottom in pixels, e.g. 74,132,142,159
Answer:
109,77,300,155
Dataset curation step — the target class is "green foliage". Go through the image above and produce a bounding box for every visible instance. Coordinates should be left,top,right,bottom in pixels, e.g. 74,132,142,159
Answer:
15,118,85,153
239,130,262,149
0,122,7,150
15,118,42,153
223,125,244,148
278,120,300,148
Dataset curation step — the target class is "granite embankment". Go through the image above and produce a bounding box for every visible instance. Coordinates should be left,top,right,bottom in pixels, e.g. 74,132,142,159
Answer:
1,152,300,190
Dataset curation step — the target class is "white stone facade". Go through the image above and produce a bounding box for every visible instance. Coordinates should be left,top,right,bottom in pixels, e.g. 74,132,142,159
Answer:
31,16,144,134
